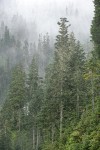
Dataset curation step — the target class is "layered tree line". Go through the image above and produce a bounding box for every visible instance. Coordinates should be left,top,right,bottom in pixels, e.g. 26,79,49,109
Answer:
0,21,52,104
0,0,100,150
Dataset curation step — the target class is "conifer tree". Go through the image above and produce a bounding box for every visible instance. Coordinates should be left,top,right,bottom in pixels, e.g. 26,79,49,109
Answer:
28,56,44,149
91,0,100,58
0,64,26,149
69,41,85,117
4,26,11,47
53,18,70,139
5,64,26,130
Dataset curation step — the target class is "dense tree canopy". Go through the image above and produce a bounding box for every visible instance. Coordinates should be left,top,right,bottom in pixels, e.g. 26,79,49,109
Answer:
0,1,100,149
91,0,100,58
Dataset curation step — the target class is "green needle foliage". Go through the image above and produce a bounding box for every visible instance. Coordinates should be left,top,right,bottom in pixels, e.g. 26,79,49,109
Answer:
0,1,100,149
91,0,100,58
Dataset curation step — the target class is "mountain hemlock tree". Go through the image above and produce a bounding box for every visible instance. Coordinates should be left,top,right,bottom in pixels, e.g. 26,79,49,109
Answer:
2,64,26,149
28,56,44,150
72,41,85,117
90,0,100,113
7,64,26,130
28,56,39,150
55,18,70,139
43,64,58,143
91,0,100,58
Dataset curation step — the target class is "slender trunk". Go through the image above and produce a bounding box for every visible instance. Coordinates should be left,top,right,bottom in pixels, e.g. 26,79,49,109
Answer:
91,70,95,112
59,73,63,139
51,123,55,144
36,128,39,150
85,93,88,113
4,121,8,150
32,127,35,150
18,109,21,132
76,69,80,118
60,100,63,139
18,109,23,150
4,121,7,136
76,86,79,118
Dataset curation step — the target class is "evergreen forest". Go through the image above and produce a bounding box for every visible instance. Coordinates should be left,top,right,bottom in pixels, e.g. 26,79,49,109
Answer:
0,0,100,150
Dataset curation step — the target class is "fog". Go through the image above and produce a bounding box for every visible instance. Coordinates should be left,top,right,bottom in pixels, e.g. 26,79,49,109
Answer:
0,0,94,42
0,0,95,110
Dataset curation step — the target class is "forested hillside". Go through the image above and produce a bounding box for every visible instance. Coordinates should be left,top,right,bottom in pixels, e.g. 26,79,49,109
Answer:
0,0,100,150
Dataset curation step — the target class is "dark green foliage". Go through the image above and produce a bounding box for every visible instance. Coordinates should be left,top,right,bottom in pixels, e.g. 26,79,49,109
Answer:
38,33,53,77
91,0,100,58
0,1,100,148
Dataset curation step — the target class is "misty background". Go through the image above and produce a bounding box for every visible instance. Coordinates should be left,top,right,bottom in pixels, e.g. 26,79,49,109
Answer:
1,1,100,150
0,0,94,104
0,0,94,42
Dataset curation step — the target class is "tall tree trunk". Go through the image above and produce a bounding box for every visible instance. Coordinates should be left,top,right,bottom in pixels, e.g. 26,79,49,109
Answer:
76,86,79,118
60,99,63,139
51,123,55,144
36,128,39,150
4,121,8,150
76,69,80,118
32,127,35,150
91,70,95,111
18,109,23,150
18,109,21,132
